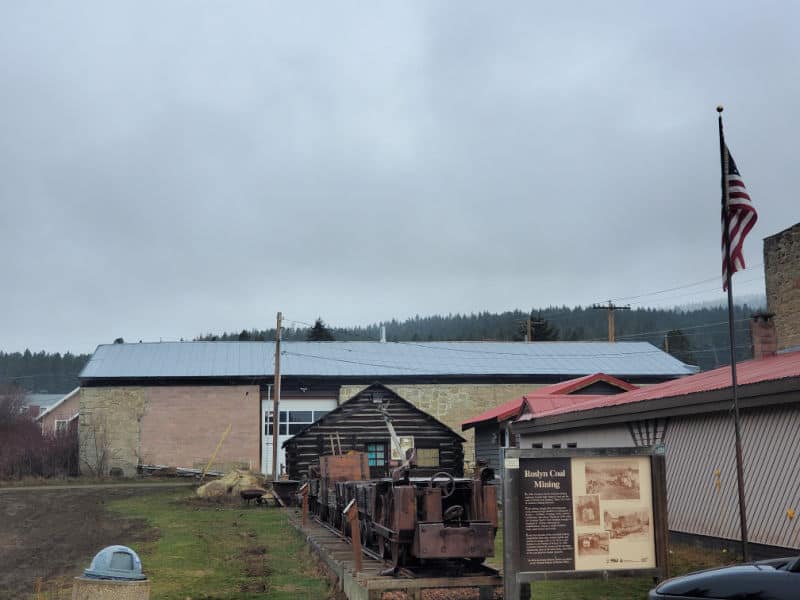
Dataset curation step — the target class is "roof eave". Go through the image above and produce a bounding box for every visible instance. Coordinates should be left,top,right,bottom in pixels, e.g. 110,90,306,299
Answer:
512,376,800,434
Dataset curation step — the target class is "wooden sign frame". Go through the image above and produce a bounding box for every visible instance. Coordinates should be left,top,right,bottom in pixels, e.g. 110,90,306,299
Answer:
502,446,668,600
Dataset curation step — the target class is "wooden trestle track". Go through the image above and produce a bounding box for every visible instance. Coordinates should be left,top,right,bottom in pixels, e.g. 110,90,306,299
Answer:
288,508,503,600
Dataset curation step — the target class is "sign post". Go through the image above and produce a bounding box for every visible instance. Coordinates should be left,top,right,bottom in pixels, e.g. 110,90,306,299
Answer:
503,446,668,600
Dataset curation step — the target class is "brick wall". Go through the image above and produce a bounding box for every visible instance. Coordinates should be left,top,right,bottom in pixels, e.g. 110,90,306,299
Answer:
764,222,800,351
340,382,546,469
140,385,260,472
80,385,259,477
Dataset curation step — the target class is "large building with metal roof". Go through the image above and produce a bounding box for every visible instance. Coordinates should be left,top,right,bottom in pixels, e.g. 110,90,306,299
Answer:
77,339,695,477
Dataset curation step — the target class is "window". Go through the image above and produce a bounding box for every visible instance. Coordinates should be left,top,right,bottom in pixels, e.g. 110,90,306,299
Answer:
416,448,440,467
498,429,506,447
366,442,387,466
55,420,68,434
265,410,317,435
551,443,561,449
264,412,287,436
531,443,543,448
567,442,577,448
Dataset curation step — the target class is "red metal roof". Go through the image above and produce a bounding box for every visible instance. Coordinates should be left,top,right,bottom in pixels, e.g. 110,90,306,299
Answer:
461,373,637,430
520,351,800,422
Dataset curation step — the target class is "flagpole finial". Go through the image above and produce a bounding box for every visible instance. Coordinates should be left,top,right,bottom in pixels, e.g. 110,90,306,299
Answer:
717,105,724,113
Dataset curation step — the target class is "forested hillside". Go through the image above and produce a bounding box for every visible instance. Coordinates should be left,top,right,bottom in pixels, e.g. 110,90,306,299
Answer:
200,302,766,371
0,351,91,394
1,302,766,393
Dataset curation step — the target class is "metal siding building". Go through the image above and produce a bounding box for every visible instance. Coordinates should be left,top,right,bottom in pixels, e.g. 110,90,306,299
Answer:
463,373,637,469
473,423,502,473
513,350,800,550
665,407,800,549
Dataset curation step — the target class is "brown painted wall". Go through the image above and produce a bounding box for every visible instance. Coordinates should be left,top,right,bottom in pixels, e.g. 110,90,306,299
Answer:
40,390,80,434
764,222,800,351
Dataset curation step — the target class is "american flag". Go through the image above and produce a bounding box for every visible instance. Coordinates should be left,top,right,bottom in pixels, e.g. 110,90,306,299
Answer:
721,146,757,291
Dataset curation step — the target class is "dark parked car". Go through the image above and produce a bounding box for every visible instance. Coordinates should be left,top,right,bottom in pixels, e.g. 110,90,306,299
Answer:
649,556,800,599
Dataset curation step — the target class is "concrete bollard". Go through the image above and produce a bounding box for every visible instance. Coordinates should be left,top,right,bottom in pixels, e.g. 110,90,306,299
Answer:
72,577,151,600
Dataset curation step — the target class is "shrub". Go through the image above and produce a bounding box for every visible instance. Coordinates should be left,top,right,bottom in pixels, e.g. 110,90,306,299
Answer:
0,386,79,479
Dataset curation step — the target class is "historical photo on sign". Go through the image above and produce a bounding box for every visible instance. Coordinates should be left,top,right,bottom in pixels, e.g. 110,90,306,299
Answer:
577,532,610,556
571,455,656,572
585,461,640,500
604,509,650,539
575,495,601,527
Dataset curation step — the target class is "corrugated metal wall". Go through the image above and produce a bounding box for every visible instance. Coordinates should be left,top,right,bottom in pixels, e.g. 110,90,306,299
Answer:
474,423,501,472
665,405,800,549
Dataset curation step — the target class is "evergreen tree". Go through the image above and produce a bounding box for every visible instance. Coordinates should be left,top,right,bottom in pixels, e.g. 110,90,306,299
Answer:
663,329,696,365
532,316,559,341
514,313,560,341
307,318,335,341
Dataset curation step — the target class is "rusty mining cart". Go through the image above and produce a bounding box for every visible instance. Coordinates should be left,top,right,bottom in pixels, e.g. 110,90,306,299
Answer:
304,403,499,575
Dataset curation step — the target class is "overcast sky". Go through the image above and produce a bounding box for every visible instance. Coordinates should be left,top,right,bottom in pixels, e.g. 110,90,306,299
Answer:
1,2,796,354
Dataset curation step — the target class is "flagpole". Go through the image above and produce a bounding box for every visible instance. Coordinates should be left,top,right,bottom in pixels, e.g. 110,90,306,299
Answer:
717,105,750,562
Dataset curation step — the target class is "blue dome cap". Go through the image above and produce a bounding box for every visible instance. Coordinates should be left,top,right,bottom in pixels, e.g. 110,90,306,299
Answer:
84,545,146,580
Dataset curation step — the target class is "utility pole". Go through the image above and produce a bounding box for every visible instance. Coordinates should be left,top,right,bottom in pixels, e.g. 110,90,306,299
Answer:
591,301,631,342
272,311,282,482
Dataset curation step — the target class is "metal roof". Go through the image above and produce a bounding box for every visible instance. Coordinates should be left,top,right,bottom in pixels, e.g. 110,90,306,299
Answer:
79,340,697,380
516,349,800,423
461,373,638,429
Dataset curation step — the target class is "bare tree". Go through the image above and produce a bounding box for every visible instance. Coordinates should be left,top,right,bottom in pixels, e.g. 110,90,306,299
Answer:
79,413,110,477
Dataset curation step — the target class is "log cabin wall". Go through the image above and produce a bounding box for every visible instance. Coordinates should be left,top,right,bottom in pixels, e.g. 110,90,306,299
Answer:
283,384,465,480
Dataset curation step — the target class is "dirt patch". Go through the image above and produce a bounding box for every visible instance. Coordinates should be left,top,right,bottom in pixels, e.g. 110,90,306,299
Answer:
0,487,160,600
239,531,271,584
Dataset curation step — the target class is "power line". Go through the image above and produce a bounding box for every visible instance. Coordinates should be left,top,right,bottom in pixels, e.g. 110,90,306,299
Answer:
604,264,764,304
285,314,762,360
281,350,428,372
609,318,752,340
626,276,766,307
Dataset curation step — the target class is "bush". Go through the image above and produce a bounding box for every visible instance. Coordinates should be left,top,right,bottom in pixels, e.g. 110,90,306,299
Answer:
0,386,79,479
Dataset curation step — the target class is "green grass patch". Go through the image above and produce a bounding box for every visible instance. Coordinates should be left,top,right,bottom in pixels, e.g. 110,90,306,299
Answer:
487,519,734,599
108,491,332,600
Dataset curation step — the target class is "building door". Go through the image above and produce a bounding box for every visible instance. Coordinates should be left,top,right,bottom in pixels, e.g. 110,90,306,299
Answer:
261,398,336,476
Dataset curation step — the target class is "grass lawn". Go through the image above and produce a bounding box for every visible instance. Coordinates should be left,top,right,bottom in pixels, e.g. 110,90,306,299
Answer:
487,520,734,600
108,490,333,600
102,490,736,600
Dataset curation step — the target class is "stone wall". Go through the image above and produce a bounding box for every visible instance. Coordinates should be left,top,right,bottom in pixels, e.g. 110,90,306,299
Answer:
340,382,547,468
80,387,147,477
79,385,260,477
764,222,800,351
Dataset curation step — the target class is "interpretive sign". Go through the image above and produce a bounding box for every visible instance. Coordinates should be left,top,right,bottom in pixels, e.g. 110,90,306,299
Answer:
503,447,667,600
519,457,574,571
